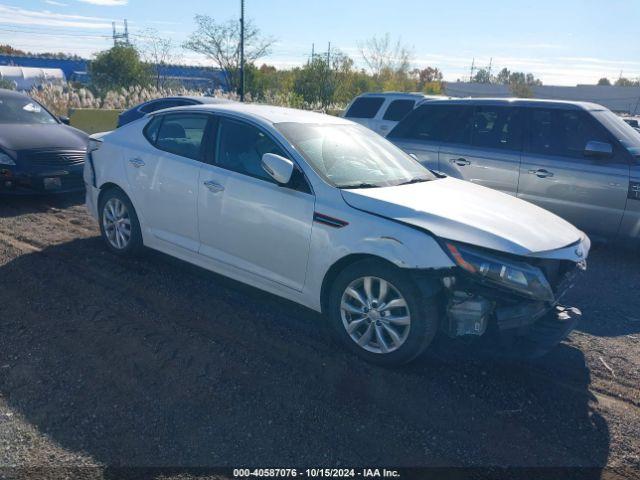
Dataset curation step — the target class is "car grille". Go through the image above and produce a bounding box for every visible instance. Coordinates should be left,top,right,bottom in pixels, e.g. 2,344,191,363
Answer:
20,149,86,167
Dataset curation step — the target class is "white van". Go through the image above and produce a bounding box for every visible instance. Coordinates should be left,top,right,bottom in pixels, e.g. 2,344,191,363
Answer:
343,92,445,136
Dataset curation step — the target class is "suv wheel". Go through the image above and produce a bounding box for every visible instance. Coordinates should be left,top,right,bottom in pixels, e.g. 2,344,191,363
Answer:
99,188,143,256
328,259,438,366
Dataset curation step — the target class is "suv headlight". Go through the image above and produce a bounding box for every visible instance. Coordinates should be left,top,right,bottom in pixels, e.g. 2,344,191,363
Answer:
444,241,554,302
0,152,15,166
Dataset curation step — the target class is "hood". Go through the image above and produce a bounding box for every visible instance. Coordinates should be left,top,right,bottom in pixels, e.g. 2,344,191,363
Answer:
341,177,582,256
0,124,88,152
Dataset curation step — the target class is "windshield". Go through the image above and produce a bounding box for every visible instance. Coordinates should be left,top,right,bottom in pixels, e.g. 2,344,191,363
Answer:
0,95,58,125
591,109,640,156
275,122,435,188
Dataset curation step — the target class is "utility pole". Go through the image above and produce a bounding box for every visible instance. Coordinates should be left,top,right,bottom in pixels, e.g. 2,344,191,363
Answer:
239,0,245,102
326,41,331,66
112,20,129,46
469,57,475,82
487,57,493,80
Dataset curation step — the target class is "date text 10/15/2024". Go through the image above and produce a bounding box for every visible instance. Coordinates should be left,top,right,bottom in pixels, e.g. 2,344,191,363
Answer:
233,468,401,478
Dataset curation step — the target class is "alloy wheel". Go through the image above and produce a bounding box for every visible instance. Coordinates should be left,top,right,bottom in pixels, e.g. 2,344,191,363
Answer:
340,276,411,354
102,197,132,250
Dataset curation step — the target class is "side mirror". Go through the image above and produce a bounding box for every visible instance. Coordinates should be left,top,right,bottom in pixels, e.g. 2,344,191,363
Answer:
584,140,612,158
261,153,294,185
58,115,70,125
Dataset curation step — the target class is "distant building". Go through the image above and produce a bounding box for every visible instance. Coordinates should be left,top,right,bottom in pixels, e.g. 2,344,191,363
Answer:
0,54,228,91
444,82,640,115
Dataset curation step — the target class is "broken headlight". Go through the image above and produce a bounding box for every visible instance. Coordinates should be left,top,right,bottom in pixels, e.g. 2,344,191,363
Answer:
444,241,554,302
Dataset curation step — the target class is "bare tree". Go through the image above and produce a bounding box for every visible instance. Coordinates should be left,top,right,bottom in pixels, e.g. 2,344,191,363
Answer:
359,33,412,78
183,14,274,93
137,28,181,88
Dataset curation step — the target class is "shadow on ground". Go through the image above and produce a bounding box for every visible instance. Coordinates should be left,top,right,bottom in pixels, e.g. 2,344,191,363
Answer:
0,237,611,474
0,192,85,218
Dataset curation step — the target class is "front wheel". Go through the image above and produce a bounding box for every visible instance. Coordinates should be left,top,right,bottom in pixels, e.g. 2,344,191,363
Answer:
328,259,439,366
98,188,143,256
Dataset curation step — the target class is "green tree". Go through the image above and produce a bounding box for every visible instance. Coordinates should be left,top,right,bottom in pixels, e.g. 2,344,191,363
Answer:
472,68,492,83
495,67,510,84
183,15,274,94
615,77,639,87
89,45,151,92
597,77,611,86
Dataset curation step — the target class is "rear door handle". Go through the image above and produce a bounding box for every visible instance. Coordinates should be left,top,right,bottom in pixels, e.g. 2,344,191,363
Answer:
203,180,224,193
450,158,470,166
529,168,554,178
128,158,145,168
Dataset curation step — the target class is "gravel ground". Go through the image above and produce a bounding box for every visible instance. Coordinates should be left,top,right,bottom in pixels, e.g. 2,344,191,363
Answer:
0,193,638,479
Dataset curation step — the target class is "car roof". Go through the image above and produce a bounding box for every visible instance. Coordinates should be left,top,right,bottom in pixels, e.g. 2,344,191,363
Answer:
148,96,233,104
357,91,441,100
416,97,607,111
152,103,353,125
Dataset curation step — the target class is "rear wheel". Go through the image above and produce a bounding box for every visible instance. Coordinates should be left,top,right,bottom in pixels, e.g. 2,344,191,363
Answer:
328,259,439,366
98,188,143,256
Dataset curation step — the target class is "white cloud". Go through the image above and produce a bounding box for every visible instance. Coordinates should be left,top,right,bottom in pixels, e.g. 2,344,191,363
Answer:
44,0,69,6
0,4,112,28
77,0,127,5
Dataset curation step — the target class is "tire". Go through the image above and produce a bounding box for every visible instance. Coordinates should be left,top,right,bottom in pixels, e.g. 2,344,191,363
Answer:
98,188,143,257
327,259,439,366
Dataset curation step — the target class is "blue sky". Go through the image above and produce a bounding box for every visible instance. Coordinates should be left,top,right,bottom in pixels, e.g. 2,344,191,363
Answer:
0,0,638,85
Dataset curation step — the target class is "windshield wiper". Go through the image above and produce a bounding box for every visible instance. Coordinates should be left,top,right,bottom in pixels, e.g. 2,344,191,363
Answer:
338,182,381,189
396,177,431,186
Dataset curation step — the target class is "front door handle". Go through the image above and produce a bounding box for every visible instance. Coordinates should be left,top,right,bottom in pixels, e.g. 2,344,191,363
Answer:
529,168,554,178
203,180,225,193
450,157,470,166
129,158,145,168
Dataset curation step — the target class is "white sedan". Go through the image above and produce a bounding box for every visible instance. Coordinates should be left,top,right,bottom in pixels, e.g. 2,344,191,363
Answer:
85,103,590,365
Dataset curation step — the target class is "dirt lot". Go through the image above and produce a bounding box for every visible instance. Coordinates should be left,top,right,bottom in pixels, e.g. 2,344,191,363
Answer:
0,194,638,478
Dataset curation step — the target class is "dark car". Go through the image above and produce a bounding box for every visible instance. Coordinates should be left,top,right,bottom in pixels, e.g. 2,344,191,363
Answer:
0,89,88,195
117,96,233,127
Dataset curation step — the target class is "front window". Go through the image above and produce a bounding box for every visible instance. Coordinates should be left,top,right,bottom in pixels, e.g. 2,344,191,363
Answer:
0,95,58,125
217,118,287,182
276,122,435,189
591,109,640,155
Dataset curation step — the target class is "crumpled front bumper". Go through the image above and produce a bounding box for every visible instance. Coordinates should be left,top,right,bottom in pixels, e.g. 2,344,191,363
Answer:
441,260,584,358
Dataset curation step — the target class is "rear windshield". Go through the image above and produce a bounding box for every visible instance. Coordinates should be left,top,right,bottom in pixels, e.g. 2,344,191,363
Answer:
0,95,58,124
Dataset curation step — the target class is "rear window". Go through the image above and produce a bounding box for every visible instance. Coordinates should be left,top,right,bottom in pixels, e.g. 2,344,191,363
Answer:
471,106,523,151
382,99,415,121
151,114,209,160
389,104,474,146
345,97,385,119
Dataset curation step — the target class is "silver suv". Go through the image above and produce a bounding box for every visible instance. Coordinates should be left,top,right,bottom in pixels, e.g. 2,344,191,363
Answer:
388,98,640,241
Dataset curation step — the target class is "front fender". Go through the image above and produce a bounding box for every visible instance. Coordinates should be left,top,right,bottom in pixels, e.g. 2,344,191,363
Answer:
304,208,454,311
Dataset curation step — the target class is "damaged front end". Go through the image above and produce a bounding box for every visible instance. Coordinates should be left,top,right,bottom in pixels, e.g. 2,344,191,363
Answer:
436,239,588,358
